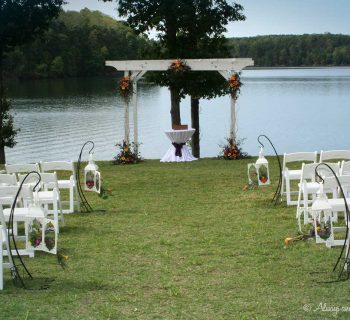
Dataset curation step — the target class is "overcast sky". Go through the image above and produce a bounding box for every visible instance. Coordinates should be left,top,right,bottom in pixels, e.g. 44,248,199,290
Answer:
63,0,350,37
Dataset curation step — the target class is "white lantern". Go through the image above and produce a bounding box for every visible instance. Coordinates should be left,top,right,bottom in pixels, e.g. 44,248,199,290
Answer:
311,184,333,246
84,153,101,193
26,195,58,254
247,147,270,186
255,146,270,185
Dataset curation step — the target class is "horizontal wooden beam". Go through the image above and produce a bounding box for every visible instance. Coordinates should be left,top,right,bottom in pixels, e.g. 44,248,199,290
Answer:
105,58,254,72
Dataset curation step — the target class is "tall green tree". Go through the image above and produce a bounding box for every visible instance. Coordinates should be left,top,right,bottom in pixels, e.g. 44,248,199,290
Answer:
172,1,245,157
104,0,245,157
0,0,64,163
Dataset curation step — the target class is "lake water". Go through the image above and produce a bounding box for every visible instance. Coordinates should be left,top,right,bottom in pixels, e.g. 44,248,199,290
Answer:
6,67,350,163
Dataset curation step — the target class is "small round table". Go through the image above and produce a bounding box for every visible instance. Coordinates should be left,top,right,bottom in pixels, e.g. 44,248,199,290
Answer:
160,128,198,162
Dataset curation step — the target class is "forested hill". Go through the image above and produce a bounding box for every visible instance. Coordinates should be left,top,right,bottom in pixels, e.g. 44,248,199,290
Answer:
228,34,350,67
3,9,149,79
4,9,350,80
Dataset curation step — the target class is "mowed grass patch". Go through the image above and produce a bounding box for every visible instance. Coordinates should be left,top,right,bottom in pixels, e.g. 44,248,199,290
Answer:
0,158,348,319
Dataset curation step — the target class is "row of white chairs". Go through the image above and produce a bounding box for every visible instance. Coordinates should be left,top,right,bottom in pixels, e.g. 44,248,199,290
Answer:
0,161,78,290
0,172,64,233
281,150,350,206
0,160,84,290
0,179,63,290
2,161,79,214
298,172,350,248
295,162,345,228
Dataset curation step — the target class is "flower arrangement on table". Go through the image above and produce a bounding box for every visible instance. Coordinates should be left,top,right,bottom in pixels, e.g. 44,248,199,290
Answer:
114,140,142,165
219,137,247,160
228,72,242,99
118,76,133,101
168,59,191,73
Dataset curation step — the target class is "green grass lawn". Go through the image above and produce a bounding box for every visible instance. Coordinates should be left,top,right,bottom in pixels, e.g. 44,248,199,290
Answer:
1,158,349,319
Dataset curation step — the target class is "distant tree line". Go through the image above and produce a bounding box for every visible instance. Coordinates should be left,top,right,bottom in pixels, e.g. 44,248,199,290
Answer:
228,34,350,67
4,10,350,81
3,9,149,79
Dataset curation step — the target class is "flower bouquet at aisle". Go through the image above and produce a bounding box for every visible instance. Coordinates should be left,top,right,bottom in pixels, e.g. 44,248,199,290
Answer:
219,137,248,160
113,140,142,165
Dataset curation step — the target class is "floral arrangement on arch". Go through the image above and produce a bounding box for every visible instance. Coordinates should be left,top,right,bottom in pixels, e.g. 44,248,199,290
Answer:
228,72,242,99
118,76,133,101
168,59,191,73
219,137,248,160
113,140,142,165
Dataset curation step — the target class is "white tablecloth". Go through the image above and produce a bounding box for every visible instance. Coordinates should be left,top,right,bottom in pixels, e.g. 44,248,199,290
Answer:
160,129,198,162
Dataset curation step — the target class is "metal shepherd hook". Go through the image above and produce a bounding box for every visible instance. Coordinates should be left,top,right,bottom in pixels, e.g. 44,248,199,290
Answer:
8,171,41,288
76,141,95,213
257,134,282,205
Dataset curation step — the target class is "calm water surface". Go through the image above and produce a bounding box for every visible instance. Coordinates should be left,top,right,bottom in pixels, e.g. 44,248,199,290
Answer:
6,67,350,163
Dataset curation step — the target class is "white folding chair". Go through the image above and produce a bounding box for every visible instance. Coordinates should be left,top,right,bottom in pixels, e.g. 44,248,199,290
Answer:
319,175,350,247
0,206,14,290
340,161,350,176
280,151,317,206
296,162,340,230
320,150,350,163
18,172,63,233
5,163,40,175
40,161,79,213
0,174,17,186
0,185,35,258
5,163,40,190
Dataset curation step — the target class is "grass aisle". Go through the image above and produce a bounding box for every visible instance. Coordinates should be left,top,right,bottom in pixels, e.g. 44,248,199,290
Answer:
0,159,347,319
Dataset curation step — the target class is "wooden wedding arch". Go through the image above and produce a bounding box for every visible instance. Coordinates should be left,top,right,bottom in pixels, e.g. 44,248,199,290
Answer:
105,58,254,147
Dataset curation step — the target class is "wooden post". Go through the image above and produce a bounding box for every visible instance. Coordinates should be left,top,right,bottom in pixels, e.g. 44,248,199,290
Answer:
131,71,146,152
124,71,130,144
230,96,237,142
132,77,138,146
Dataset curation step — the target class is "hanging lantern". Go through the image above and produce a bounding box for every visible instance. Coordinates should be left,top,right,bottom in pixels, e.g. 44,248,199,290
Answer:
84,152,101,193
26,194,58,254
247,146,270,186
255,146,270,185
311,184,333,246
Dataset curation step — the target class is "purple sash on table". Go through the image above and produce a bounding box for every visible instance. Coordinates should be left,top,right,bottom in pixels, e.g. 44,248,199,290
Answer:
172,143,186,157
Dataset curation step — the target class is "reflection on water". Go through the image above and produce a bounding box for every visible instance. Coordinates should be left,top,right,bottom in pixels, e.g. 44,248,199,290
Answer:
6,67,350,163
